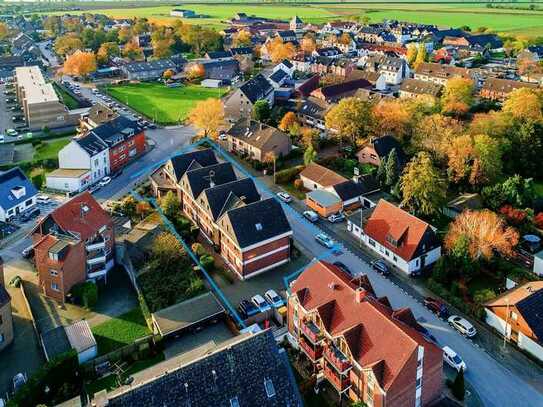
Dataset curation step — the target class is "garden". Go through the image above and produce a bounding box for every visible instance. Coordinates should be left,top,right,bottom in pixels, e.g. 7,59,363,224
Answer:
104,82,225,125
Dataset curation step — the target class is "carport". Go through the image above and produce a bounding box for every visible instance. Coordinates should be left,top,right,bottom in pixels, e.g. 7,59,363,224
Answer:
152,292,225,338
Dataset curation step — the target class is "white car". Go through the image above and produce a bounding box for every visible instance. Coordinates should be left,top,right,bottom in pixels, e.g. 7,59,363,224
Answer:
303,210,318,222
12,372,26,392
327,212,345,223
442,346,467,372
98,176,111,187
36,194,51,204
264,289,283,308
218,133,228,141
276,192,292,203
251,294,271,312
315,233,334,248
448,315,477,338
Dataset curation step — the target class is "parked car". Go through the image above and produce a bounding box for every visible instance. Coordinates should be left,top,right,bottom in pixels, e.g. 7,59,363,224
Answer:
251,294,271,312
276,192,292,203
442,346,466,372
20,207,40,222
0,135,4,143
99,176,111,187
264,289,283,308
6,128,18,136
12,373,26,392
238,299,258,318
303,210,318,222
327,212,345,223
111,170,123,179
333,261,352,277
36,194,51,204
448,315,477,337
21,245,34,259
88,184,101,193
424,297,450,319
371,259,390,276
315,233,334,248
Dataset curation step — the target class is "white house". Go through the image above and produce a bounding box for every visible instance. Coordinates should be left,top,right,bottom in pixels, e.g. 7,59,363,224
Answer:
58,134,110,185
379,57,410,85
348,199,441,275
64,320,98,364
0,167,38,222
485,282,543,363
45,168,92,194
534,251,543,276
273,59,295,77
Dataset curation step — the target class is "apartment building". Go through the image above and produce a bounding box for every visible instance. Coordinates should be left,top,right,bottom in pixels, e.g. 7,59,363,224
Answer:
14,66,78,130
288,261,443,406
413,62,472,86
32,192,115,301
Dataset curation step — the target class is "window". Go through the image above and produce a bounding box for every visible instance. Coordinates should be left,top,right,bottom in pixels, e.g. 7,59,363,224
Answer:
264,378,276,398
25,199,33,207
368,239,376,247
366,374,374,407
416,377,422,389
49,269,58,277
229,397,240,407
0,334,4,344
51,282,60,292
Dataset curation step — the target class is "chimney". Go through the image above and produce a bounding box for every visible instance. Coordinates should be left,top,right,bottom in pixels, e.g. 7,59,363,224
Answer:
355,287,366,303
0,256,4,287
328,282,337,291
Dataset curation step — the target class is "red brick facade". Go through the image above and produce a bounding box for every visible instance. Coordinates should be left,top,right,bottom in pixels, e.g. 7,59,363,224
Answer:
108,131,146,173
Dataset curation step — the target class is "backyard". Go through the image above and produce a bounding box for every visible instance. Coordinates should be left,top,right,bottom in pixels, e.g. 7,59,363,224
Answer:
104,82,226,125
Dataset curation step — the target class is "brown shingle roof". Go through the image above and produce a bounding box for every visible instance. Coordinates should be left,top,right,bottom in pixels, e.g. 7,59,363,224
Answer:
415,62,471,80
400,78,443,97
299,163,347,188
292,261,442,391
481,78,538,94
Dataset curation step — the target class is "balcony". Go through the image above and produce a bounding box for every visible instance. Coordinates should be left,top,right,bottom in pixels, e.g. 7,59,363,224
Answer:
300,338,323,361
86,240,106,251
324,343,352,373
301,320,324,344
324,363,351,393
87,255,107,266
87,268,107,279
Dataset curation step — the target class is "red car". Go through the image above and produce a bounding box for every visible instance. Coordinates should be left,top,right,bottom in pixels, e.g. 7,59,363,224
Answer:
424,297,449,318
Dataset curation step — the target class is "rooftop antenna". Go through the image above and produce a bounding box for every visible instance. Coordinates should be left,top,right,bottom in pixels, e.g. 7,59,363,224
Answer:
204,170,216,188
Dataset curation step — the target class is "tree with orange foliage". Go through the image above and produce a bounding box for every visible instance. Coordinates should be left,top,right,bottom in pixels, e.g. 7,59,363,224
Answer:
152,38,174,59
279,111,298,132
339,32,352,45
412,114,464,160
233,29,252,47
96,42,120,65
185,63,205,81
503,87,543,122
123,40,144,61
63,50,97,77
188,98,225,139
0,22,8,40
301,36,316,54
163,69,175,80
372,99,412,140
266,37,296,63
445,209,519,261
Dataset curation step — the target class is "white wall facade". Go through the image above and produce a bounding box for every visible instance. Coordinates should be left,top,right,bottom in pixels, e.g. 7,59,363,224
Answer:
58,141,90,171
533,252,543,276
45,172,91,193
0,195,37,222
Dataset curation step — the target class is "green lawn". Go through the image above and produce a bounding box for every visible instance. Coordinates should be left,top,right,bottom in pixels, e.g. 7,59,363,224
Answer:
33,138,71,161
53,83,79,110
91,308,151,355
43,3,543,36
104,83,225,125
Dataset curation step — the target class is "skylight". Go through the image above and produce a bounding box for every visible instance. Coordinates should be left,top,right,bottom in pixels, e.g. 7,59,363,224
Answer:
255,223,263,231
264,378,276,398
230,397,240,407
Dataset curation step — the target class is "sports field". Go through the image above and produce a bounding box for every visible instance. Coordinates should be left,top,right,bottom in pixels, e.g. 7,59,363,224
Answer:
47,3,543,36
104,82,226,124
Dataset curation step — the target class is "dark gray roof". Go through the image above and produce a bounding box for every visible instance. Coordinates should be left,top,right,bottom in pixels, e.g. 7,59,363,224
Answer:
203,59,240,80
298,97,329,120
0,284,10,308
269,68,288,84
466,34,503,49
224,198,291,248
206,51,232,59
372,136,407,168
278,30,297,39
281,59,293,69
230,47,254,56
169,149,218,182
123,58,176,74
0,167,38,212
106,330,303,407
315,47,341,57
74,133,108,157
90,116,142,147
239,74,273,104
516,289,543,341
333,179,377,201
203,178,261,221
185,162,237,199
41,326,71,362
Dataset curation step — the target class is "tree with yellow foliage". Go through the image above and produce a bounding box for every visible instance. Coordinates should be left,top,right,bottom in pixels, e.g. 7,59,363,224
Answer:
441,77,475,117
266,37,296,63
233,29,252,48
406,43,418,66
301,36,316,54
152,38,174,59
413,43,427,69
372,99,412,140
63,50,97,77
503,87,543,122
96,42,120,64
445,209,519,261
123,40,144,61
185,63,205,81
188,98,225,139
0,22,8,40
278,111,298,132
54,34,83,57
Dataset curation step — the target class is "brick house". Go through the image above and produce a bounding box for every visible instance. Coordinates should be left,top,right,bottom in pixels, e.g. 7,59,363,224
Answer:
0,257,14,353
32,192,115,301
414,62,472,86
310,78,372,103
348,199,441,275
299,162,347,191
223,74,274,121
485,281,543,362
480,78,539,102
357,136,407,168
287,261,443,406
399,79,443,100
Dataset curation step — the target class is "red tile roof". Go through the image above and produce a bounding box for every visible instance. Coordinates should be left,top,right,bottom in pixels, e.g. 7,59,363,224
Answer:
46,192,111,241
291,260,442,391
364,199,438,261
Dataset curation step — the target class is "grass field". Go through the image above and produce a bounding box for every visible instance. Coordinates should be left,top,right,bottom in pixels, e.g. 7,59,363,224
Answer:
105,82,226,124
33,137,71,161
91,307,151,355
53,83,79,110
45,3,543,36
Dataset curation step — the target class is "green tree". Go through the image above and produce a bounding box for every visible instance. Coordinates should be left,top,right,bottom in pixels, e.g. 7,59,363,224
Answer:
400,152,447,217
325,97,375,146
253,99,271,123
384,148,399,187
451,368,465,401
160,191,181,219
304,144,317,165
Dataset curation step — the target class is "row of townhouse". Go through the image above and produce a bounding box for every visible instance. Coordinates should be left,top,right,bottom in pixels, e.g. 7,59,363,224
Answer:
287,260,443,407
150,149,293,279
31,192,115,302
46,115,146,193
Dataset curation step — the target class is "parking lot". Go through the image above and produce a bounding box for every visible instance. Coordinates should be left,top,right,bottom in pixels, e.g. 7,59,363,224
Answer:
0,83,20,138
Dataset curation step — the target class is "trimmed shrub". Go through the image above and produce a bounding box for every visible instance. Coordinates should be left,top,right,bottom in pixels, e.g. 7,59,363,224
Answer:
275,165,304,184
293,179,304,190
200,254,215,271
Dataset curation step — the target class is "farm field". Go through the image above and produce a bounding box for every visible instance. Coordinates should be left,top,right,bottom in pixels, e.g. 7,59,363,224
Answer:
104,82,226,125
45,3,543,36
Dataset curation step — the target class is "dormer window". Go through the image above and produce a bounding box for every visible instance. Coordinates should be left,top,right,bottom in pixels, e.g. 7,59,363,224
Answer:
11,186,26,199
385,234,399,247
